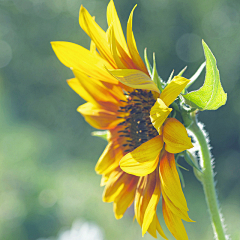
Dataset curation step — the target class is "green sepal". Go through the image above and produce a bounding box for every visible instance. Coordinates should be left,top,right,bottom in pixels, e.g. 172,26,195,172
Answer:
180,108,193,128
91,130,108,141
152,52,163,92
183,40,227,110
176,165,185,188
167,69,174,84
183,151,202,173
177,66,187,77
144,48,153,76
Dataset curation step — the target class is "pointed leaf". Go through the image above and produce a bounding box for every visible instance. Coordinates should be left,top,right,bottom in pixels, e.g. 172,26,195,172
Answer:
177,66,187,77
176,165,185,188
183,40,227,110
167,69,174,84
183,151,202,173
144,48,152,76
152,52,163,92
91,130,108,141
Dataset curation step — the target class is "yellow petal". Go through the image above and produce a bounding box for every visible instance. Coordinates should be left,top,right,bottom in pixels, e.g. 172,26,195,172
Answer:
127,5,148,74
70,69,122,108
79,6,116,68
159,152,189,212
162,198,189,240
134,177,143,226
146,213,157,238
162,189,194,222
115,37,136,69
150,98,172,134
142,170,161,236
120,135,163,176
103,169,134,203
147,214,168,239
134,174,154,227
77,102,123,130
108,69,160,94
156,215,168,240
102,169,124,202
100,173,111,186
107,0,129,56
160,76,190,107
90,40,99,56
95,141,123,175
113,176,138,219
134,171,166,239
108,25,127,69
51,41,118,84
163,118,193,153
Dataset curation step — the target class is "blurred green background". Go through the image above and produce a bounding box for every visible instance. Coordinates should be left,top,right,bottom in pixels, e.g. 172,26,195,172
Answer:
0,0,240,239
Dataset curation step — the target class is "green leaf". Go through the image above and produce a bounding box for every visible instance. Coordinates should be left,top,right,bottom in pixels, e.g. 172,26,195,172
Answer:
91,130,108,141
183,40,227,110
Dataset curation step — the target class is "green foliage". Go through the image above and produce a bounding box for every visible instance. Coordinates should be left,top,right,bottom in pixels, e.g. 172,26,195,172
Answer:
183,41,227,110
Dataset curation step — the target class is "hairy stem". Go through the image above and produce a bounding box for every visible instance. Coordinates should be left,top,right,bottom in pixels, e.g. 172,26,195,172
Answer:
188,112,227,240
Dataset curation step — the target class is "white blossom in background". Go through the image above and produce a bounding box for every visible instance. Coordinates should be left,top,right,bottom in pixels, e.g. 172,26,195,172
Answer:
38,219,104,240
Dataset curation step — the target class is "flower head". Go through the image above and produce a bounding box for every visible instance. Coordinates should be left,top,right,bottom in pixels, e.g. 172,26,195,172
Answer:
51,1,194,239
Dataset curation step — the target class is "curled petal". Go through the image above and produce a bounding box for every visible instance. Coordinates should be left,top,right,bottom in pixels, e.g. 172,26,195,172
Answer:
108,69,160,94
120,135,163,176
163,118,193,153
79,6,116,68
108,25,127,69
127,5,148,74
107,0,129,57
160,76,190,107
150,98,172,134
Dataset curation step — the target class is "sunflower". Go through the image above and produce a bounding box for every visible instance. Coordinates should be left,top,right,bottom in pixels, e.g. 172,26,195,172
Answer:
51,1,194,239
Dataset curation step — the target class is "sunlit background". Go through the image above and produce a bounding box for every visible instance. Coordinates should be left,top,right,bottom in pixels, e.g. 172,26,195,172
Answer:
1,0,240,239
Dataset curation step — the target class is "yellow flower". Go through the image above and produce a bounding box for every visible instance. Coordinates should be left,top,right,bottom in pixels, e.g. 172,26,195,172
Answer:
51,0,194,239
120,77,194,240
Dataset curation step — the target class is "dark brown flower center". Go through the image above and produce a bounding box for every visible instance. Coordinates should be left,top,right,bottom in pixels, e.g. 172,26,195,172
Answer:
118,89,158,152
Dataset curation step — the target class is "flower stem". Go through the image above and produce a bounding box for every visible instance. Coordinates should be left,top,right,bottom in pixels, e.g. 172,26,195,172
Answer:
188,112,227,240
